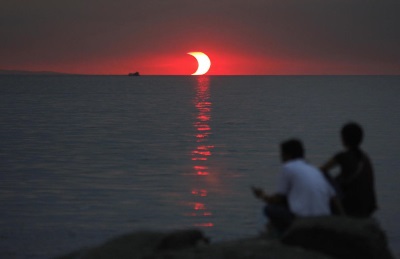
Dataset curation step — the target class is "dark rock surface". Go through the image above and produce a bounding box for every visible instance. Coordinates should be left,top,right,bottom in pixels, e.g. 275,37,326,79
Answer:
282,216,394,259
57,230,207,259
56,217,394,259
148,238,334,259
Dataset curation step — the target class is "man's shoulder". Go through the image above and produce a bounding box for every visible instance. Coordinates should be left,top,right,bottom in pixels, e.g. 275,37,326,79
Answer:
283,159,309,167
283,159,311,170
283,159,321,173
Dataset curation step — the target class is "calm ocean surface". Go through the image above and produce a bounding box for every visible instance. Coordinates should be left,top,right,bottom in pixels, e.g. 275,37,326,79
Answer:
0,75,399,258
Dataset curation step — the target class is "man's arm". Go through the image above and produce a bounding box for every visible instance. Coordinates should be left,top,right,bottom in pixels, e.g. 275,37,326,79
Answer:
320,157,337,174
251,186,287,204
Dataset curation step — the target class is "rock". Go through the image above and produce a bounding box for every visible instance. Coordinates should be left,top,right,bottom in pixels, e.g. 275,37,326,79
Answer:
55,229,208,259
281,216,394,259
151,238,334,259
156,229,209,251
56,217,394,259
56,231,164,259
56,231,333,259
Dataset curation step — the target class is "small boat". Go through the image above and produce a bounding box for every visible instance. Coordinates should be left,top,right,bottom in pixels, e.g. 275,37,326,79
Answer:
128,72,140,76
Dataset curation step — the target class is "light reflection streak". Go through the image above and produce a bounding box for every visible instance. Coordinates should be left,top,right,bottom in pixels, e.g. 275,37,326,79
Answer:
188,76,214,228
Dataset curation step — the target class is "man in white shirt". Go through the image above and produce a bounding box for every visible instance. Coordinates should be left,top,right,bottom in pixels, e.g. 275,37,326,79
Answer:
252,139,340,232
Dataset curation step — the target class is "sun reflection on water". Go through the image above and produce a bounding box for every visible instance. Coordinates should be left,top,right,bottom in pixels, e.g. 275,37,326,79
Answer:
188,76,214,228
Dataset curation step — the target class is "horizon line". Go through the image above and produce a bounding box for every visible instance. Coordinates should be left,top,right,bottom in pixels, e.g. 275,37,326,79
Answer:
1,70,399,77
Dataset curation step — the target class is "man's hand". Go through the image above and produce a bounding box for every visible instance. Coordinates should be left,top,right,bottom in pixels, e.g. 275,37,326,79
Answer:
252,186,287,205
251,186,266,200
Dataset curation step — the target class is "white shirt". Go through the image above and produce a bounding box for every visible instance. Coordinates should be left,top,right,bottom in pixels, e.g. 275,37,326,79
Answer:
276,159,335,217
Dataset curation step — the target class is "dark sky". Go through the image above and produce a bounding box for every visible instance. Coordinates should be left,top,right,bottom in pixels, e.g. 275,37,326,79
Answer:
1,0,399,75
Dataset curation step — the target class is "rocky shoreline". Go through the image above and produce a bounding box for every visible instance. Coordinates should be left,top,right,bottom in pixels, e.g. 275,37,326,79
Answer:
56,216,394,259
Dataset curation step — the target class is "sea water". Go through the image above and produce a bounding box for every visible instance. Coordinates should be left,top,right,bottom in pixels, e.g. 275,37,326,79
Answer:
0,75,399,258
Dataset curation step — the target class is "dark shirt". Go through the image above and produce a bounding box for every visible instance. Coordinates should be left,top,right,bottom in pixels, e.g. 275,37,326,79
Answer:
334,149,377,217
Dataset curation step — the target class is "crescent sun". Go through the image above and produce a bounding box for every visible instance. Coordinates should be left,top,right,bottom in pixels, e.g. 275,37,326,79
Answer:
187,52,211,75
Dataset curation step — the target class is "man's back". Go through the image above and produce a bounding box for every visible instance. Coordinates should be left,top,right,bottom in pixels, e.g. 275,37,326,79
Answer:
277,159,335,217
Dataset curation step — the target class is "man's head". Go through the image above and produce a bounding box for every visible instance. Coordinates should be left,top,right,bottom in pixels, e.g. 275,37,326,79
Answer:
280,139,304,162
341,122,363,149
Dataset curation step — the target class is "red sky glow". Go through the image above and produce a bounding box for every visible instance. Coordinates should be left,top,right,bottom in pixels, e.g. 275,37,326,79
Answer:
1,0,399,75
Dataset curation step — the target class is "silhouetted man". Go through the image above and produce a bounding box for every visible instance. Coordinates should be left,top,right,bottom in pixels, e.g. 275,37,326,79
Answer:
321,122,377,217
253,139,339,232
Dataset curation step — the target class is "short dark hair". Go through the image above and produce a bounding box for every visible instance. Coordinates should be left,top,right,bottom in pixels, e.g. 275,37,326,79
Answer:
341,122,363,148
281,139,304,159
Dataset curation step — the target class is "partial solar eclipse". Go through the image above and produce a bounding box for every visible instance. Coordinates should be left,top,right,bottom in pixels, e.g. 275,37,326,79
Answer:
187,52,211,75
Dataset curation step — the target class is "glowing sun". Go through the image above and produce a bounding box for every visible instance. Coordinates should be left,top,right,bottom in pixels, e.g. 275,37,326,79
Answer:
187,52,211,75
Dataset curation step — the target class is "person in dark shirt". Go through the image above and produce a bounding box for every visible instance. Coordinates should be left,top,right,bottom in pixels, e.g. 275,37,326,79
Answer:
321,122,377,217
